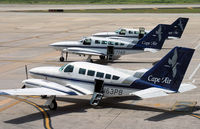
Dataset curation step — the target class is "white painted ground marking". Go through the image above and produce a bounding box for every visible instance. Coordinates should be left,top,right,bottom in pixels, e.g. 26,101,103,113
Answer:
194,43,200,49
189,63,200,80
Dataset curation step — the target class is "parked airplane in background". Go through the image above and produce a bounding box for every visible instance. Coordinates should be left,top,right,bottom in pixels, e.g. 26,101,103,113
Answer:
50,24,169,62
93,17,189,41
0,47,196,110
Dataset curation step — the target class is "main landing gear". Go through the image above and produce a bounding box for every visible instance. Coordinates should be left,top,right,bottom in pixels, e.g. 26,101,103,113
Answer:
59,51,68,62
99,55,105,60
44,96,57,110
86,55,93,62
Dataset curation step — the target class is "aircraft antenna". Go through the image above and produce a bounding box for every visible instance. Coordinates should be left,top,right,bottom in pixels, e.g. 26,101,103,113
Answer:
25,65,28,79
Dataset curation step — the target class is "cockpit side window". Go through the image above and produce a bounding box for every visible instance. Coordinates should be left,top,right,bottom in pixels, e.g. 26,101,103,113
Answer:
119,29,126,35
64,65,74,73
83,38,91,45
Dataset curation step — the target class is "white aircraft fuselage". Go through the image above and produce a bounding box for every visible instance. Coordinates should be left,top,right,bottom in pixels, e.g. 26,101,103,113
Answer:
50,36,147,57
29,62,146,97
93,28,149,39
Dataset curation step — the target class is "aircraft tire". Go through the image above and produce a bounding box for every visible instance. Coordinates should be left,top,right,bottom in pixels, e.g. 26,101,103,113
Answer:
41,95,47,98
48,100,57,110
99,55,105,60
21,85,26,89
59,57,64,62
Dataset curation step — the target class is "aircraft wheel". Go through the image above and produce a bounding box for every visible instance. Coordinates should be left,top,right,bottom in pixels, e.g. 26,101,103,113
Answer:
59,57,64,62
99,55,105,60
90,59,93,63
41,95,47,99
21,85,26,89
48,100,57,110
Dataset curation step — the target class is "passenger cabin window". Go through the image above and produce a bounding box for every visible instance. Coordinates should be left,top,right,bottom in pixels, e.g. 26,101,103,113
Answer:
95,40,100,44
64,65,74,73
102,41,107,45
87,70,95,76
115,42,119,46
129,31,133,34
108,41,114,45
112,75,120,80
120,43,124,46
79,68,86,75
96,72,104,78
83,38,91,45
105,74,111,79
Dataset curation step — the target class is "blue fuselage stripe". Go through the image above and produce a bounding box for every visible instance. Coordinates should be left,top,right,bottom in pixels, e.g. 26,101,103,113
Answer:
52,45,143,50
30,72,135,89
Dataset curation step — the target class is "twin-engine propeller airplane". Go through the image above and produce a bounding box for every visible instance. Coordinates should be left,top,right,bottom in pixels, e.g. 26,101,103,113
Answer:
0,47,196,110
93,17,189,41
50,24,169,62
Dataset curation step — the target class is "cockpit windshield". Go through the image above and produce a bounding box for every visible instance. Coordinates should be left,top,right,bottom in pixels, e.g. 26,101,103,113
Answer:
115,29,121,34
59,64,67,71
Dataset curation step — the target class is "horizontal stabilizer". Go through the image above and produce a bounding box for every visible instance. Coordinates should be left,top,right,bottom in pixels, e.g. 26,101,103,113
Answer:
178,83,197,93
131,87,172,99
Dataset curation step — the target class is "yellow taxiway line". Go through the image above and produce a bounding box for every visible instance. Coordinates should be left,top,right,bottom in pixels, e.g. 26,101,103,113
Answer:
0,96,53,129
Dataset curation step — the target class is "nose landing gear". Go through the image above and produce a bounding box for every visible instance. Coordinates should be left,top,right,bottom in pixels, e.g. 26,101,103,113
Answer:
44,96,57,110
59,52,68,62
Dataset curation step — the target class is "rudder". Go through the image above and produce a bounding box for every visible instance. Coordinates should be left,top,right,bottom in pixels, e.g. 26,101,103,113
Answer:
136,24,169,49
133,47,194,92
168,17,189,38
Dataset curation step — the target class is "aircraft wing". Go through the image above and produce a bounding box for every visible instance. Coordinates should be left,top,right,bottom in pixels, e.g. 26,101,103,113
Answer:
65,47,106,56
0,79,92,96
131,87,174,99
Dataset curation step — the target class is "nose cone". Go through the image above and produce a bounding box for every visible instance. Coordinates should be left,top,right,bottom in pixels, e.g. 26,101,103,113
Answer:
50,41,80,47
29,66,60,77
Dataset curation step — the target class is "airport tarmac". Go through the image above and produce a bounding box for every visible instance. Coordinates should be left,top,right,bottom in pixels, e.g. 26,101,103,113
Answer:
0,6,200,129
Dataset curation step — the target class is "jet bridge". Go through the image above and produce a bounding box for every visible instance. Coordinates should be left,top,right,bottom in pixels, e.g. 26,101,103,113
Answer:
90,79,104,106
